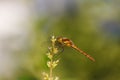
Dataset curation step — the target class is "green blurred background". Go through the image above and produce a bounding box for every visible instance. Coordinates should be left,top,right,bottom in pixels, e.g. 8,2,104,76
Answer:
0,0,120,80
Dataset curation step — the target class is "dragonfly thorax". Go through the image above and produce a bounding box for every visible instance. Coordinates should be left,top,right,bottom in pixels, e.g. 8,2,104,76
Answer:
56,37,74,47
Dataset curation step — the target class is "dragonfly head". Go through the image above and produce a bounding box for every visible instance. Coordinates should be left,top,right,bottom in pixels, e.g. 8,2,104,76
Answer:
56,36,63,44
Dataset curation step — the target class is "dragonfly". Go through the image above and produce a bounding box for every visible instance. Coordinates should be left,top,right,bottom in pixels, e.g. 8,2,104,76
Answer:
56,36,95,62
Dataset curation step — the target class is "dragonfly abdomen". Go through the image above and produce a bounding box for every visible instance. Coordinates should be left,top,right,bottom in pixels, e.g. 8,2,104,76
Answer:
71,45,95,62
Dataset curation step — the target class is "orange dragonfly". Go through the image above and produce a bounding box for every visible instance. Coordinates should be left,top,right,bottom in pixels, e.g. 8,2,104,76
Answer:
56,36,95,62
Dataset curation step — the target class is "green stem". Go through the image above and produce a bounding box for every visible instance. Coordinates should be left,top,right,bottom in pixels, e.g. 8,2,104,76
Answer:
49,36,55,80
50,58,53,80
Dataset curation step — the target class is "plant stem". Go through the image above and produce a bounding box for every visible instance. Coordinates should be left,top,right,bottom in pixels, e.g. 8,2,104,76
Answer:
50,58,53,80
43,36,59,80
49,36,55,80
